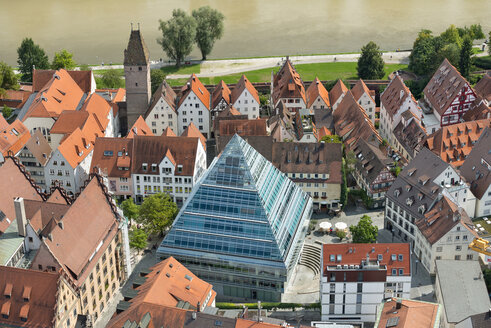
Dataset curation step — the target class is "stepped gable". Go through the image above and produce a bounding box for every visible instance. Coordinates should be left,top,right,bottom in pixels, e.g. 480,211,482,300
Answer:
124,29,149,66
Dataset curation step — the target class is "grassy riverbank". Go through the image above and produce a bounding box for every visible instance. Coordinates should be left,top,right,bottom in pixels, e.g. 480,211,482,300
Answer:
165,62,408,86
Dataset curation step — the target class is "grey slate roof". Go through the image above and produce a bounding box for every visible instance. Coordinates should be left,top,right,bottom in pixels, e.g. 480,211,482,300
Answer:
387,148,449,220
351,138,394,185
124,30,150,66
435,260,491,324
393,119,426,159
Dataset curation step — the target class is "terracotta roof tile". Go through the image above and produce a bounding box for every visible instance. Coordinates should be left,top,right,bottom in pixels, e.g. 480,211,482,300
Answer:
212,80,231,109
0,120,31,156
90,138,133,178
24,69,85,120
0,90,32,109
0,115,8,130
38,178,119,284
80,93,112,131
322,243,411,277
177,74,210,110
106,302,188,328
424,119,490,168
0,267,59,327
272,60,306,106
351,79,374,103
423,59,475,116
0,157,43,233
33,69,94,93
146,80,177,118
317,126,331,140
181,122,206,150
329,79,348,105
474,73,491,103
231,75,260,105
162,127,177,137
381,75,419,119
49,111,89,135
127,116,154,138
25,199,70,235
306,77,330,108
218,119,268,137
376,298,440,328
56,128,95,168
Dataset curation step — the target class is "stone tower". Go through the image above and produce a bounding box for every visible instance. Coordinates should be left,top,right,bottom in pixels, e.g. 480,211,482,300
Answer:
124,26,151,132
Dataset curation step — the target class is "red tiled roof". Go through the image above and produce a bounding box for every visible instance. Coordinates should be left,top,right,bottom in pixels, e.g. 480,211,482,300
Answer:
231,75,260,105
424,119,491,168
181,122,206,150
49,111,89,135
272,60,306,105
0,90,32,109
177,74,210,110
329,79,348,105
33,69,93,93
474,73,491,103
162,127,177,137
423,59,475,116
376,298,440,328
90,138,133,178
146,80,177,119
80,93,112,132
218,119,268,137
317,126,331,140
306,77,330,108
381,75,419,119
351,79,374,103
56,127,96,169
23,69,85,120
0,120,31,157
0,267,59,328
211,80,231,109
127,116,154,138
322,243,411,277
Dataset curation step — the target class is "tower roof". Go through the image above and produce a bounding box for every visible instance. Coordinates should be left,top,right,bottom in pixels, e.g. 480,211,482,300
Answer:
159,135,312,268
124,29,150,66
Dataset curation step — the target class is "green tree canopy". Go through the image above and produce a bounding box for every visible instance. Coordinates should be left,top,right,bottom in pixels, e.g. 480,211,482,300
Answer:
129,228,148,253
2,105,12,119
409,30,437,75
97,69,124,88
158,9,197,68
440,24,462,48
51,49,76,70
320,135,342,143
151,69,166,94
436,43,460,68
0,62,18,96
17,38,50,82
459,36,473,79
357,41,385,79
138,193,178,235
120,198,139,221
349,215,378,243
192,6,225,60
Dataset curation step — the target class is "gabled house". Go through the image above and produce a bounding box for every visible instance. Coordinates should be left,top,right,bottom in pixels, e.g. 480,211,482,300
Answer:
144,80,178,136
374,298,441,328
380,75,422,144
0,120,30,158
329,79,348,111
473,73,491,106
231,75,260,119
181,122,207,151
17,130,52,190
131,135,207,205
333,92,381,149
306,77,330,110
351,79,376,123
414,194,478,273
351,139,396,208
271,58,306,113
384,148,475,251
0,266,80,328
424,119,490,169
269,103,318,143
177,74,211,138
211,81,232,130
392,115,426,161
95,88,126,137
127,115,154,138
423,59,477,128
31,176,132,324
459,127,491,218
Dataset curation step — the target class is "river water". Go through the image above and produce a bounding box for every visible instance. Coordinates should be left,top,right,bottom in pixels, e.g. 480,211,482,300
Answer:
0,0,489,66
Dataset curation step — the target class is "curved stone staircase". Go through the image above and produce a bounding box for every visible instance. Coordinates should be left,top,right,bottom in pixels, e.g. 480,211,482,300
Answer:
299,244,321,275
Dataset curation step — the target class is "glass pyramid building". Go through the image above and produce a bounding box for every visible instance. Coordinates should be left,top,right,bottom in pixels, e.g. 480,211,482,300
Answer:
157,135,312,302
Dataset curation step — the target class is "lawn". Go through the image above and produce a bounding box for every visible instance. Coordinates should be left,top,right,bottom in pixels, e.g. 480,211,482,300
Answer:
160,64,201,75
472,218,491,237
166,62,408,86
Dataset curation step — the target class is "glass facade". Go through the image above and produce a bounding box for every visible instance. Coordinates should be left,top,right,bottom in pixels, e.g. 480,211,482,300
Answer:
158,135,312,301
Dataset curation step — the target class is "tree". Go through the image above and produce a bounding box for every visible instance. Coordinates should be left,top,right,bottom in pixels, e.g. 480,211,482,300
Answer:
320,135,342,143
357,41,385,80
2,105,12,119
440,24,462,48
158,9,197,68
151,69,166,94
17,38,50,82
349,215,378,243
409,30,437,75
51,49,76,70
192,6,225,60
138,193,178,235
435,43,460,68
459,36,473,79
340,160,348,207
129,229,148,254
97,69,124,88
336,229,346,242
120,198,139,221
0,62,18,96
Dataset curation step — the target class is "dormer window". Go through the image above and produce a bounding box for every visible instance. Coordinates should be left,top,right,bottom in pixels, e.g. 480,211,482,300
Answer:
406,198,413,206
418,205,425,214
177,165,183,173
4,283,12,299
142,163,148,171
394,189,400,197
405,185,411,192
151,164,157,172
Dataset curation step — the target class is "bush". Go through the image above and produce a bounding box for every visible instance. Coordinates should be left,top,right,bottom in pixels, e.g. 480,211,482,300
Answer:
349,189,374,208
2,105,12,119
336,229,346,241
473,56,491,69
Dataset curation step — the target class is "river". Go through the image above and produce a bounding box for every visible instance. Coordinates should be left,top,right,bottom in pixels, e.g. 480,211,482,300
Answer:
0,0,489,66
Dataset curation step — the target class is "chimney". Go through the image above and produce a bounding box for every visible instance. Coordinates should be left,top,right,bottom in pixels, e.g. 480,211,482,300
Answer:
197,301,200,312
14,197,27,237
192,312,197,320
396,299,402,309
257,301,261,322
